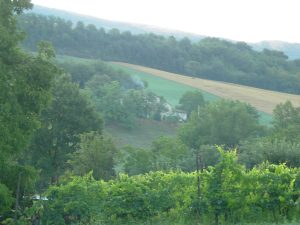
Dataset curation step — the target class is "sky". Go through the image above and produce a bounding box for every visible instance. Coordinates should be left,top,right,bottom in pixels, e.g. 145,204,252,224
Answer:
31,0,300,43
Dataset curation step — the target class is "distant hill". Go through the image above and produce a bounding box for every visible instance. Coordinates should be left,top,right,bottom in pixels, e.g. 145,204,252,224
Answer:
30,5,205,41
252,41,300,60
30,5,300,60
18,12,300,94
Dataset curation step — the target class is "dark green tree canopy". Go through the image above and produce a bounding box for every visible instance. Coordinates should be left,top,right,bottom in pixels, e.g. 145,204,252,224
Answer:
0,0,58,217
177,90,205,117
28,74,103,184
68,132,117,180
272,101,300,142
178,100,263,148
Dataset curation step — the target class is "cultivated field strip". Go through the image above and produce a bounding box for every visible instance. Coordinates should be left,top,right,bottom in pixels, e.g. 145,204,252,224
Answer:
113,62,300,114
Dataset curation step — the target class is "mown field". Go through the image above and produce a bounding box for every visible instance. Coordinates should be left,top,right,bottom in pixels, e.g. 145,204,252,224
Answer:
113,62,300,115
110,62,274,125
110,62,218,105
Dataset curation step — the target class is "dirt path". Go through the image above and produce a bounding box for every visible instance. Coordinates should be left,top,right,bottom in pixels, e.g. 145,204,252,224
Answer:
113,62,300,114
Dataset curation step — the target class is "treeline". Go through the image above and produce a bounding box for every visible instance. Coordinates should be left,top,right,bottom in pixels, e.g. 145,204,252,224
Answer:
19,13,300,94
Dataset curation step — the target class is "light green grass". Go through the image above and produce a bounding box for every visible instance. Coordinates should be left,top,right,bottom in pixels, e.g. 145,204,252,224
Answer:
111,63,218,106
110,63,273,125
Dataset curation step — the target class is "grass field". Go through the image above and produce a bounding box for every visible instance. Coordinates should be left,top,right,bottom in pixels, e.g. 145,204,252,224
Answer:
110,63,219,105
113,62,300,115
110,62,274,125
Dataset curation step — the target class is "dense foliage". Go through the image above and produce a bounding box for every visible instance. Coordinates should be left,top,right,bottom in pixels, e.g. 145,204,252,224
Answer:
55,59,168,127
116,137,191,176
0,0,57,220
19,13,300,94
56,59,136,88
27,74,103,186
178,100,263,148
177,90,206,118
68,132,117,180
14,149,300,225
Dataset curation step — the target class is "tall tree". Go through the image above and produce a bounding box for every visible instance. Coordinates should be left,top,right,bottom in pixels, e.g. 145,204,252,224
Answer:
177,91,206,117
28,74,103,185
272,101,300,142
68,132,117,180
178,100,263,148
0,0,57,217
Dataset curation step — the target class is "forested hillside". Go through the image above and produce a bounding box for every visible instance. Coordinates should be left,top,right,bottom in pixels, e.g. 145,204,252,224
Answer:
19,13,300,94
31,5,300,60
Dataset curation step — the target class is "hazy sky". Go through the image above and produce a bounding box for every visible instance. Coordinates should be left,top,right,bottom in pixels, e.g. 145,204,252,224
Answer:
31,0,300,43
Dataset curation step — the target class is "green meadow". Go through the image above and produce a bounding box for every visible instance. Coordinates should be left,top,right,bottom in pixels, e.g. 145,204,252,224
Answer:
110,63,219,106
110,63,273,125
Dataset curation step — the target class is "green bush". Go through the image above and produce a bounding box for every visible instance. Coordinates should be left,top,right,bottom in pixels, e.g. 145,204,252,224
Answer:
25,148,300,225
